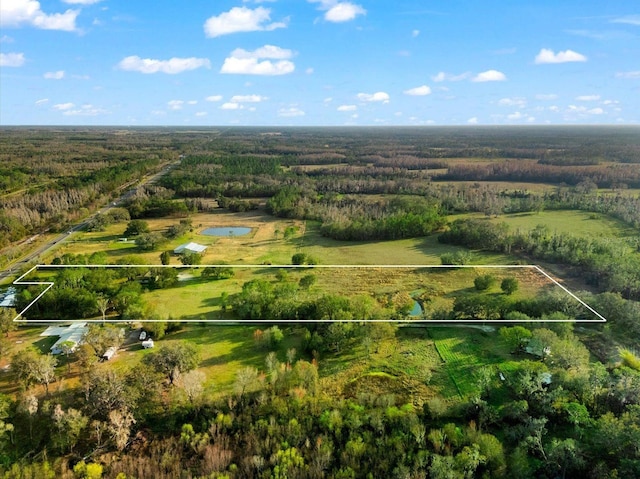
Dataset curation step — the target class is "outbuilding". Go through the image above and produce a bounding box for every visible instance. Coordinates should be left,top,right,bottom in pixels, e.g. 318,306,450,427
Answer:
173,242,207,255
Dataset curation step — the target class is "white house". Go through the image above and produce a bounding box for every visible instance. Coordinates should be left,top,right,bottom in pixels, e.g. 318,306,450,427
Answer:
173,242,207,255
40,322,88,355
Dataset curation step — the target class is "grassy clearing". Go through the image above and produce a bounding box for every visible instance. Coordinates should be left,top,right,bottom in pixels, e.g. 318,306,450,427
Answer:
428,326,513,398
485,210,638,238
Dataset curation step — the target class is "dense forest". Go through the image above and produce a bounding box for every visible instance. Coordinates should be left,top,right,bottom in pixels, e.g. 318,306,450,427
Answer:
1,127,640,478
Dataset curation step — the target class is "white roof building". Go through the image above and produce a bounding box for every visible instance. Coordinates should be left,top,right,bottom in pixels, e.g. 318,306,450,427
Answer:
40,322,88,355
173,242,207,254
0,287,17,307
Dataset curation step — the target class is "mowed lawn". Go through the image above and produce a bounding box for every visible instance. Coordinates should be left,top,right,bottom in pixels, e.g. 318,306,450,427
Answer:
428,326,517,399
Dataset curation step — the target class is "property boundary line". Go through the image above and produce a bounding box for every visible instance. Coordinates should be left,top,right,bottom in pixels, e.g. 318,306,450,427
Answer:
9,264,607,323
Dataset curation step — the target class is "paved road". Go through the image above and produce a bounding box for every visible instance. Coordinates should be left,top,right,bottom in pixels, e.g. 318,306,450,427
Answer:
0,161,178,284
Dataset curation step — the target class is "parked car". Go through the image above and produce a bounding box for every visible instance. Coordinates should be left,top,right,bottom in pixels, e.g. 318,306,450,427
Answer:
142,339,154,349
139,330,147,341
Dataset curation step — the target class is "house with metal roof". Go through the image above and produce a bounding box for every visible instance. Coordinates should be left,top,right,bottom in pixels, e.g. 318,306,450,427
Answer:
40,322,88,355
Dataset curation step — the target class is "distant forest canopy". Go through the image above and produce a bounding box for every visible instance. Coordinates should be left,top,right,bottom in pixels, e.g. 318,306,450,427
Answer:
2,126,640,249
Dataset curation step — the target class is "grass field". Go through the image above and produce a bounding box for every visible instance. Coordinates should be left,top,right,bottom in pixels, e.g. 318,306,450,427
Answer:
427,326,517,399
485,210,638,238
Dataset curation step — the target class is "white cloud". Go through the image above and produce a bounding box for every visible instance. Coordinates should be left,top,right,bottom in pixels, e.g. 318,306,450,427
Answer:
432,71,470,82
536,94,558,100
507,111,523,120
0,52,25,67
204,6,287,38
588,108,604,115
305,67,314,74
309,1,366,22
53,102,75,111
118,56,211,74
62,104,107,116
206,95,223,102
195,112,208,117
44,70,65,80
221,102,242,110
323,97,333,103
472,70,507,82
549,105,560,112
187,100,198,105
616,71,640,79
576,95,600,101
230,94,267,103
278,107,305,117
357,91,390,103
35,98,48,105
498,97,526,107
412,29,420,37
337,104,357,111
403,85,432,96
62,0,101,4
611,15,640,26
0,0,79,31
326,3,365,22
167,100,184,110
0,35,14,43
534,48,587,64
220,45,295,75
467,117,478,124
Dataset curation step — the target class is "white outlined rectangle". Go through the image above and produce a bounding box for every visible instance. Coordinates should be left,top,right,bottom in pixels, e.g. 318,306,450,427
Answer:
9,264,607,323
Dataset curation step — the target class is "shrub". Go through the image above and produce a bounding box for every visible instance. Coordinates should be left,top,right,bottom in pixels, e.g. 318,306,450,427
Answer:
474,274,496,291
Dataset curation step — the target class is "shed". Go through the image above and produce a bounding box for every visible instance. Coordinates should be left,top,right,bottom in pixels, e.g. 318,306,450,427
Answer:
102,346,117,361
173,242,207,255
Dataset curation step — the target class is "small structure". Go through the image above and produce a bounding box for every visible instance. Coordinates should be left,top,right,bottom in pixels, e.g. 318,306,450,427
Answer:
40,322,88,355
102,346,117,361
142,338,154,349
0,287,17,308
173,242,207,255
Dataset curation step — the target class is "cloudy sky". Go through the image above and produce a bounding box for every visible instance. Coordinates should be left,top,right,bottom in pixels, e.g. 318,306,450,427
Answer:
1,0,639,125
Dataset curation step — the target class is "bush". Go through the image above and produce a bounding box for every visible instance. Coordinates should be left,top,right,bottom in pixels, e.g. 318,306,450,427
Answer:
440,251,471,266
474,274,496,291
501,277,519,295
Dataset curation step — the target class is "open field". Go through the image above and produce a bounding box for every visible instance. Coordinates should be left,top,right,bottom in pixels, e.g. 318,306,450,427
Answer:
484,210,638,238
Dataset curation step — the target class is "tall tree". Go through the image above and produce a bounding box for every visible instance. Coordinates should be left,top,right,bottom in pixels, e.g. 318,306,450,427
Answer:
144,343,199,385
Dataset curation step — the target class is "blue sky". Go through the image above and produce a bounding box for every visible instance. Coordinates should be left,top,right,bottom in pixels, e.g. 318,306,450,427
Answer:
1,0,639,126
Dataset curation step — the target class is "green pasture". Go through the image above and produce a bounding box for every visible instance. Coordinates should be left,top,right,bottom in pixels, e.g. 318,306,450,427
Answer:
484,210,638,238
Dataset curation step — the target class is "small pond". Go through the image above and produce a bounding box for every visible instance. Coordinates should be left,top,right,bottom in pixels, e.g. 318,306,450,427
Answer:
409,301,423,317
201,226,251,237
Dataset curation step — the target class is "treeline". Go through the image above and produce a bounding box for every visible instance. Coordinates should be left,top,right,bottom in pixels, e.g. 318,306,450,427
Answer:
438,160,640,188
438,219,640,301
266,188,447,240
0,128,180,248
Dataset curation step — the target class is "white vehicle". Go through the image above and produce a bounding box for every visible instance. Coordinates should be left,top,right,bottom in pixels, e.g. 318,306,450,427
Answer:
142,339,154,349
139,330,147,341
